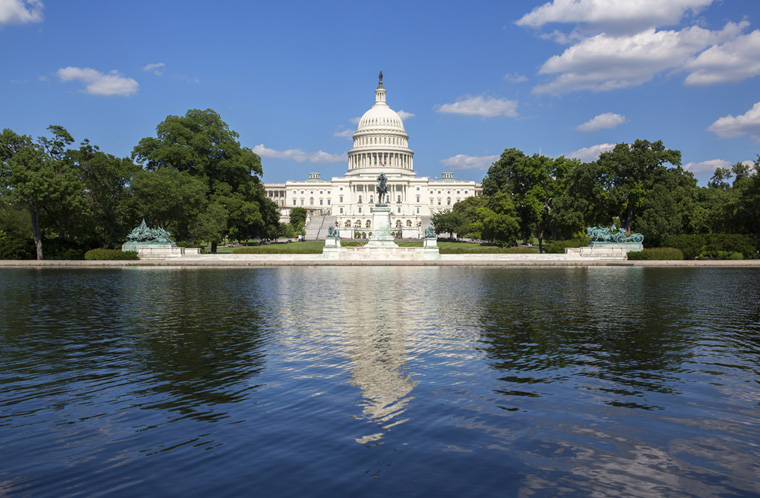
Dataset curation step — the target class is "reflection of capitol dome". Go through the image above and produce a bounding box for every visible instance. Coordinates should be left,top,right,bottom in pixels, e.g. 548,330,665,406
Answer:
348,72,414,174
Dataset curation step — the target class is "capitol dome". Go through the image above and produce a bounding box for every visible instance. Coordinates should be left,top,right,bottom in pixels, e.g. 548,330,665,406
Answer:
347,73,414,175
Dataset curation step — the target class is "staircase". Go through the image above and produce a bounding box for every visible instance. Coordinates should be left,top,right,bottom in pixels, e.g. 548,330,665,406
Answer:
316,216,337,239
304,215,324,241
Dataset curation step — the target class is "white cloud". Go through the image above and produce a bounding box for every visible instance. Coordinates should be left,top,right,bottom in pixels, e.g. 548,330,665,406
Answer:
436,96,518,118
576,112,627,131
397,110,415,121
534,22,746,94
503,72,528,83
682,30,760,85
253,144,345,163
440,154,500,171
566,143,615,162
0,0,43,25
683,158,729,173
56,67,138,96
349,117,361,125
707,102,760,141
516,0,715,33
142,62,166,76
333,129,354,139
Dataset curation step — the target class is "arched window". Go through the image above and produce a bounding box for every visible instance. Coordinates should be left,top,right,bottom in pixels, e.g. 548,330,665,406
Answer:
345,220,351,228
437,199,441,205
395,220,402,228
339,195,343,203
416,195,420,202
293,199,297,206
447,198,451,205
406,220,412,227
366,220,371,228
354,220,361,227
301,198,304,206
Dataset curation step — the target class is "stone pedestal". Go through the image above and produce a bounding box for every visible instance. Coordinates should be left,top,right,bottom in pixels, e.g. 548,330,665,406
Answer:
421,237,440,259
322,237,341,259
122,242,185,258
366,205,398,248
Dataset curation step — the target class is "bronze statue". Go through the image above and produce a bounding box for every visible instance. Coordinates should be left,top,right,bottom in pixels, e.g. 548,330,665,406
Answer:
376,173,388,205
379,71,383,84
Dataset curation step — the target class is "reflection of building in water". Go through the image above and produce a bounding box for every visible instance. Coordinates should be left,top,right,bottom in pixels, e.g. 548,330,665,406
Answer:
343,270,419,444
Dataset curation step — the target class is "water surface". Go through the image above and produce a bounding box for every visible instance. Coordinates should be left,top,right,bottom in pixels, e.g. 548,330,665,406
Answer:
1,267,759,497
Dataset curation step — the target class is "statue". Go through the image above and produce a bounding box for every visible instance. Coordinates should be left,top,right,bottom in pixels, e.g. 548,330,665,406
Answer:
127,219,174,244
425,225,436,239
379,71,383,84
327,225,340,239
376,173,388,205
586,225,644,244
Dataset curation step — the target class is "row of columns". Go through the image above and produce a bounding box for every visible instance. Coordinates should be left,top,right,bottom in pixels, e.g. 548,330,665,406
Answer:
349,152,412,170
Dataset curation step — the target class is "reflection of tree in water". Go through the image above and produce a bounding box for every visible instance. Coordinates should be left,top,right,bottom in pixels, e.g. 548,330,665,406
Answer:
477,268,697,409
122,269,268,422
342,268,419,445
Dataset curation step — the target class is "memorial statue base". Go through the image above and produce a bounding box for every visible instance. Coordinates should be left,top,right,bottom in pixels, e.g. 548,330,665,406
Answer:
122,242,190,259
590,242,643,252
365,205,398,248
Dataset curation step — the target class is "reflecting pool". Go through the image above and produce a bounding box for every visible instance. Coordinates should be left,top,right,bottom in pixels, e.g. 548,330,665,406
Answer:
1,267,759,497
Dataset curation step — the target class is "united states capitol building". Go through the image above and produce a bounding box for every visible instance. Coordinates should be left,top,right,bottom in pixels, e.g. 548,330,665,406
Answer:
264,74,482,239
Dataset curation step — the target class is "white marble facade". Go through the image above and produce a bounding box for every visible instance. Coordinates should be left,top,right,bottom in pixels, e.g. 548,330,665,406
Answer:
264,75,482,238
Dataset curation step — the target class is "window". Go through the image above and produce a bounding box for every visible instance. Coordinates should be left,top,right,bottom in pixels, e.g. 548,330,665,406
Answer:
416,207,420,213
319,199,323,205
339,196,343,203
397,207,401,213
310,197,314,205
416,195,420,202
358,195,362,203
301,199,304,206
437,199,441,205
293,199,297,206
340,207,343,214
406,220,412,227
366,220,371,228
327,199,331,205
345,220,351,228
447,198,451,205
370,195,374,203
358,207,362,213
397,195,401,203
396,220,402,228
430,199,434,205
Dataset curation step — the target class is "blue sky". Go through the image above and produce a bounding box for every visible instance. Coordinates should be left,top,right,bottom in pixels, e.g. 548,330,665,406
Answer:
2,0,759,186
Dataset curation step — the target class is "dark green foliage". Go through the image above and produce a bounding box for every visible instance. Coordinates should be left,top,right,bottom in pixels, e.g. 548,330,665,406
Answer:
627,248,684,260
0,232,35,259
42,238,91,260
664,233,756,259
545,236,591,254
85,249,140,260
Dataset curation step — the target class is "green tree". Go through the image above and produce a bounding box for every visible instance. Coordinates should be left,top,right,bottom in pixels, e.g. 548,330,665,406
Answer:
289,207,307,228
594,140,681,232
431,209,461,239
634,184,681,246
132,109,270,251
71,140,139,248
473,192,520,247
450,195,486,239
125,168,209,241
482,148,526,197
0,127,84,259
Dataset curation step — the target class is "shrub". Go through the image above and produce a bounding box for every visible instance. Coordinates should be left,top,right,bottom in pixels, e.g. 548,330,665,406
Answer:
664,233,755,260
545,236,590,254
627,247,684,260
0,232,35,260
85,249,140,260
175,241,207,254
